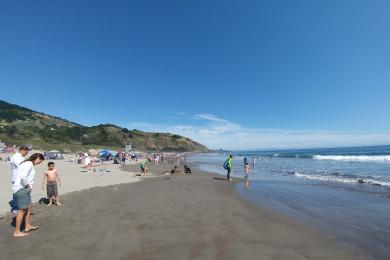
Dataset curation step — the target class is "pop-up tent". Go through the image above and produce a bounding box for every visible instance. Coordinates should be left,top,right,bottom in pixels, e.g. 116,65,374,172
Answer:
45,150,64,160
98,150,110,156
98,150,113,160
98,150,118,160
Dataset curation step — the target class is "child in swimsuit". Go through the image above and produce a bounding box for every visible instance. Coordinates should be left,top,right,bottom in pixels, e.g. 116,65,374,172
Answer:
245,162,250,177
42,162,62,206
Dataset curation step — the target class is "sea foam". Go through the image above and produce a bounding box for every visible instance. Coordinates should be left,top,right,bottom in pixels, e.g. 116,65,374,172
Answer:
294,172,390,187
313,155,390,162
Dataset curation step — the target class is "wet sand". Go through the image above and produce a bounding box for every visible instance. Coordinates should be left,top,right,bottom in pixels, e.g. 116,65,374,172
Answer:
0,167,367,259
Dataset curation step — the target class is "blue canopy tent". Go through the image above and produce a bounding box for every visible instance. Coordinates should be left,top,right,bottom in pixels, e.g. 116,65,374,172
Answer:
98,150,111,160
98,150,118,161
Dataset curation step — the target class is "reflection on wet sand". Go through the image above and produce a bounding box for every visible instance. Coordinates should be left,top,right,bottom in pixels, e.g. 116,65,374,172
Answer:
244,176,250,192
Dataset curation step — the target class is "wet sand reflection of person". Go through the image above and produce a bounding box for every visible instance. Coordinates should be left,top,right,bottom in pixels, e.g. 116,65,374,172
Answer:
244,177,250,192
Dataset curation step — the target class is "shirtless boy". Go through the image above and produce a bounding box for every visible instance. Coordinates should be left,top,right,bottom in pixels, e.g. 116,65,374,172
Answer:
42,162,62,206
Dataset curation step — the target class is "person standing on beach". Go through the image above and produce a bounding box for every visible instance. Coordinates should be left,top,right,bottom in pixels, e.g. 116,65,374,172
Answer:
224,155,233,181
140,160,148,176
12,153,44,237
42,162,62,206
121,153,126,165
252,156,256,167
84,153,92,172
10,146,29,213
245,162,250,177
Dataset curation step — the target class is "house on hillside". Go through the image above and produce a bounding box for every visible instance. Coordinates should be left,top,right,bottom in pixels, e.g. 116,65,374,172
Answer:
125,143,132,153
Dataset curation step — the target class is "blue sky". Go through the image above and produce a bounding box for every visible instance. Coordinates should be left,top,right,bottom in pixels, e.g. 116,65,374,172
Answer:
1,0,390,150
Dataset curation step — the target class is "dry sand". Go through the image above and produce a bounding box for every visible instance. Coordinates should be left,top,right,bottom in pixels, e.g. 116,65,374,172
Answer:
0,153,142,216
0,164,368,259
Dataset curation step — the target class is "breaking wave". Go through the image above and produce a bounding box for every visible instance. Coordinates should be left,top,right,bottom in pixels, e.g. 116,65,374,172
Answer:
313,155,390,162
293,171,390,187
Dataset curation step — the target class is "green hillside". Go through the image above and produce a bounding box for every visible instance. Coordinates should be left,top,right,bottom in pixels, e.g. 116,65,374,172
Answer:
0,100,208,152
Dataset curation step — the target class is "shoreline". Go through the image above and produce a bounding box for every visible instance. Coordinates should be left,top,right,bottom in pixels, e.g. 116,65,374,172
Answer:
0,164,367,259
190,155,390,259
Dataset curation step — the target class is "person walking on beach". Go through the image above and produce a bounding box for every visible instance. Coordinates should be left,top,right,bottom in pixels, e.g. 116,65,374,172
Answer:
12,153,44,237
10,146,29,213
122,153,126,165
42,162,62,206
224,155,233,181
252,157,256,167
140,160,148,176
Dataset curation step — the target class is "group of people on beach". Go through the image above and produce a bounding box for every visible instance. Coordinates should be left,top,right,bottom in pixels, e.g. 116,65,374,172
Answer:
9,148,248,237
138,153,184,176
9,146,62,237
224,155,256,181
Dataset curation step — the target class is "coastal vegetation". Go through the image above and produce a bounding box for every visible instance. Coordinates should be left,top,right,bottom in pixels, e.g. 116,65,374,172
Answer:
0,100,208,152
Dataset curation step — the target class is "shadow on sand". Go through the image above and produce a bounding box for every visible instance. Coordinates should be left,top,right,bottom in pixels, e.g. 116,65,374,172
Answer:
39,198,50,205
213,177,227,181
10,216,26,229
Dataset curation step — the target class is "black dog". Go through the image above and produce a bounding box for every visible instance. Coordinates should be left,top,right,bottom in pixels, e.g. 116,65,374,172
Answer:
184,165,191,174
170,165,178,174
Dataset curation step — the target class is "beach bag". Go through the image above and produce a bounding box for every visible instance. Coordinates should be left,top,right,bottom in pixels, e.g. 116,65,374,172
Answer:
223,160,228,169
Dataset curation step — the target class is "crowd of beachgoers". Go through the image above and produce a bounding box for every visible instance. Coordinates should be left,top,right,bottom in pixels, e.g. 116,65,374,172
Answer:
0,143,189,237
0,144,365,259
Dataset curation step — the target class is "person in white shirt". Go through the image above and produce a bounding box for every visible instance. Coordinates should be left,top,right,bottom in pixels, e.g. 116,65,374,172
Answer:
10,146,29,212
84,153,92,172
12,153,44,237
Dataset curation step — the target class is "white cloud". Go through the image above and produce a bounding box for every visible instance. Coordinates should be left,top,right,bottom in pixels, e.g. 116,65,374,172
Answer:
128,114,390,150
196,113,230,123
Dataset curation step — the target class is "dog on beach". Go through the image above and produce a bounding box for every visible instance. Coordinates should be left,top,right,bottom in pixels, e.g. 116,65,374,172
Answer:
184,165,191,174
170,165,178,174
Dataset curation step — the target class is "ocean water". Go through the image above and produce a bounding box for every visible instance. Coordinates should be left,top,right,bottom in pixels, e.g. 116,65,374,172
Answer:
188,145,390,258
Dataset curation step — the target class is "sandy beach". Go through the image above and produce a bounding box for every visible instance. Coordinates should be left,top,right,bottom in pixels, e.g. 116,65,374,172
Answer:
0,162,367,259
1,0,388,258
